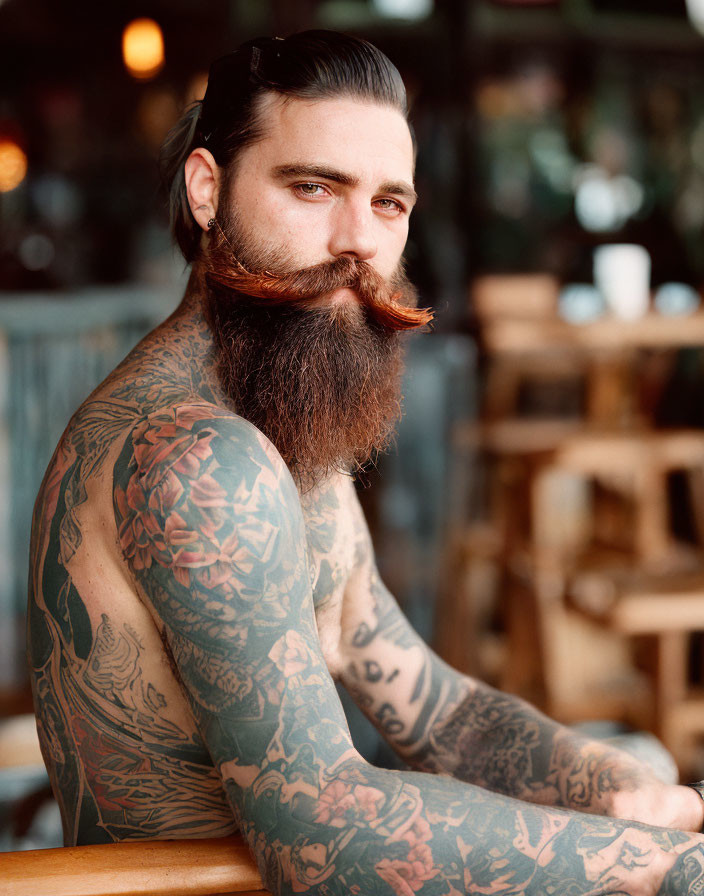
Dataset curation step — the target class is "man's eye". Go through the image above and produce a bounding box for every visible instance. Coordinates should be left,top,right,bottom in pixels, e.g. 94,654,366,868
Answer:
375,198,404,214
295,183,326,197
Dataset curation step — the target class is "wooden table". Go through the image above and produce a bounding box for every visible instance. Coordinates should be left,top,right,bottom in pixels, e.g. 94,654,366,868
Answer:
481,310,704,425
482,310,704,354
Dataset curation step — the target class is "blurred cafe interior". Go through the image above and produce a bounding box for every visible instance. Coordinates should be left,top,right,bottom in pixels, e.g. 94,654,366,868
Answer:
4,0,704,857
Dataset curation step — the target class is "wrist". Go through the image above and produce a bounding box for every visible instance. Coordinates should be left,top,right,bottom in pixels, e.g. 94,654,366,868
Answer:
685,781,704,832
658,783,704,832
609,782,704,831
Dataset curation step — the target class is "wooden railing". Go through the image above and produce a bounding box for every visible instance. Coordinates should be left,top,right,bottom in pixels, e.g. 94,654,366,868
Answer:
1,835,269,896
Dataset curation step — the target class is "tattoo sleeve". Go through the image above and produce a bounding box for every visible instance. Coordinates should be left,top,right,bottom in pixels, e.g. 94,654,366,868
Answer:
405,672,652,814
338,500,672,819
113,404,702,895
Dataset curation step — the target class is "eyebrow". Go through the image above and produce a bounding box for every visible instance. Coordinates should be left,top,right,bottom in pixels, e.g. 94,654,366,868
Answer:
272,163,418,206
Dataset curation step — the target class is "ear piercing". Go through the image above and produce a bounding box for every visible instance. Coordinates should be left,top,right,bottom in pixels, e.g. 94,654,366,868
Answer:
207,218,216,229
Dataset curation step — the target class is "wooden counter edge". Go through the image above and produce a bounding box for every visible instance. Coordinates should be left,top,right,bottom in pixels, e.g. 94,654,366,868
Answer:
0,834,269,896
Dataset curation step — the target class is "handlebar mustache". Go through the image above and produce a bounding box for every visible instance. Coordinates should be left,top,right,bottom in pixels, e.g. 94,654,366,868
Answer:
205,254,433,331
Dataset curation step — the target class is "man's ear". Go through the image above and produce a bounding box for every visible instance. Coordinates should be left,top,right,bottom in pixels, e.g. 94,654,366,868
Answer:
185,148,221,232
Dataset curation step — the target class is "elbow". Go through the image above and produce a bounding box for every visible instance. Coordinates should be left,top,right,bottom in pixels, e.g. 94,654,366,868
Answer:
244,752,388,895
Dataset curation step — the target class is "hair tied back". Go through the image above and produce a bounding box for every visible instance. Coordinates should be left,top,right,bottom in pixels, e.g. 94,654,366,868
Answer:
250,46,261,75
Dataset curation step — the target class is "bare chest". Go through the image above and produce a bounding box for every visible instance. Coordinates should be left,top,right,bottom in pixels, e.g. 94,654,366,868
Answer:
301,476,363,677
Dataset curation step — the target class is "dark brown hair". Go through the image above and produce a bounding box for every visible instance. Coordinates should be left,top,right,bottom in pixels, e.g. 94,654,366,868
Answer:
159,30,409,262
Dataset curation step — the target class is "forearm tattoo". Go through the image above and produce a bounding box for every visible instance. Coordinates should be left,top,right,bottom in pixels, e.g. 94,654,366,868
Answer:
658,845,704,895
336,524,647,818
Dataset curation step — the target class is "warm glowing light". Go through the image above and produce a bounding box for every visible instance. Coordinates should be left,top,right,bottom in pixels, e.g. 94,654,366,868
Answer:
0,139,28,192
122,18,165,80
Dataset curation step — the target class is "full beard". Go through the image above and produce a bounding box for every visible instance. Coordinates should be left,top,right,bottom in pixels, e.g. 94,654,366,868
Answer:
202,211,431,487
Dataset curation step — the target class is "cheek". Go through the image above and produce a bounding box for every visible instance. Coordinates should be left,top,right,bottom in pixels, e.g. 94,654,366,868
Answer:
252,195,332,259
377,227,409,278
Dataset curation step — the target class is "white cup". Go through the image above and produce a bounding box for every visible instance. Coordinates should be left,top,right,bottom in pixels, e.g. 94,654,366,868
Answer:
593,244,651,320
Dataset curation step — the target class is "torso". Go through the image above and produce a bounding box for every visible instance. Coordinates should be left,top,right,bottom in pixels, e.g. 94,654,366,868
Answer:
27,297,365,845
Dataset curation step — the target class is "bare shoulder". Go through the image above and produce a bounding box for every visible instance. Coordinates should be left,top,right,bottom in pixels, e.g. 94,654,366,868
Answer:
112,401,307,618
113,401,296,520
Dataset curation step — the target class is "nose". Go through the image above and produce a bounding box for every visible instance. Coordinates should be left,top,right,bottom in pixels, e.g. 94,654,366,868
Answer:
328,200,377,262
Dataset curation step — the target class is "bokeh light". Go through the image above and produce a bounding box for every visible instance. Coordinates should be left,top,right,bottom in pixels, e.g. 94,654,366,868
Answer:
686,0,704,36
18,234,55,271
0,138,28,192
574,165,644,233
372,0,433,20
122,18,165,81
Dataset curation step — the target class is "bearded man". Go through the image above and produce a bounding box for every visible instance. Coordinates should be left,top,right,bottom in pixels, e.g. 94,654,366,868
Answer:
27,29,704,895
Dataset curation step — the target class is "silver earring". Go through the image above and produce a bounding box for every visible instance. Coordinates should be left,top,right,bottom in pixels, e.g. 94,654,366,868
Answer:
207,217,216,229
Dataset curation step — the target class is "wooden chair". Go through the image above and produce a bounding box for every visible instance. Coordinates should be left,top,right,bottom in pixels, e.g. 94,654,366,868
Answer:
437,417,587,682
502,540,656,730
471,274,588,422
519,430,704,771
569,570,704,773
1,836,268,896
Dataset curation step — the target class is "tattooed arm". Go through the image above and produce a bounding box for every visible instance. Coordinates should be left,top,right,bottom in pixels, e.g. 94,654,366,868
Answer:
337,482,704,834
114,405,703,895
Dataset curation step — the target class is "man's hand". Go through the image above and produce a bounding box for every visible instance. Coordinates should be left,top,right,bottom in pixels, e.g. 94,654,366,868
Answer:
611,781,704,832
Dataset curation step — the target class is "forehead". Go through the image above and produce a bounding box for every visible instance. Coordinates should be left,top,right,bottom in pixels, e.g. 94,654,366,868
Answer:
243,93,415,184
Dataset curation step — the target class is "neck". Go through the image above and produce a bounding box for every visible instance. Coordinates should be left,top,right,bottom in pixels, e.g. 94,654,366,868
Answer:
161,261,232,407
175,261,209,318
